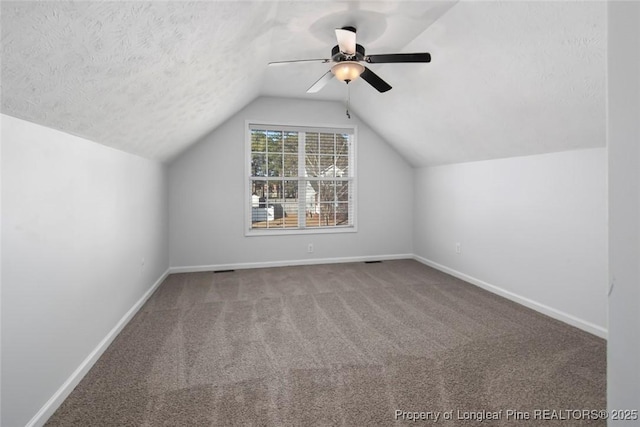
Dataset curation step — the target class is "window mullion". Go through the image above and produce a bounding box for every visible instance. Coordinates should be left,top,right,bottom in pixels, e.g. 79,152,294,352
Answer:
333,133,339,226
298,132,306,228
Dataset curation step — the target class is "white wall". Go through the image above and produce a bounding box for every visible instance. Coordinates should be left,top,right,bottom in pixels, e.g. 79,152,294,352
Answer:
1,115,170,426
607,1,640,415
169,96,413,269
413,148,607,336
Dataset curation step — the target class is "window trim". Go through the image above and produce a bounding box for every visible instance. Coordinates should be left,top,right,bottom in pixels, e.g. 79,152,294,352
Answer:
244,120,358,236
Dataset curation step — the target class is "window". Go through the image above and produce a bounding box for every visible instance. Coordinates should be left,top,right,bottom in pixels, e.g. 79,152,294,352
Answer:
246,123,356,235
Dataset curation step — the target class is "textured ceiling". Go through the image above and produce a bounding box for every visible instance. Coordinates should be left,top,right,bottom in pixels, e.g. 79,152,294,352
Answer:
345,1,607,166
1,1,277,160
1,1,605,166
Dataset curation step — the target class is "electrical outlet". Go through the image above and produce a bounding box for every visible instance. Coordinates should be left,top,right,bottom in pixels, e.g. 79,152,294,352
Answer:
307,243,314,253
455,243,461,254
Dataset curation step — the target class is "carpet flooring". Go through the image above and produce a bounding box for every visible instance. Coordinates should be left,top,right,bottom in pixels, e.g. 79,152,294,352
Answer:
46,260,606,426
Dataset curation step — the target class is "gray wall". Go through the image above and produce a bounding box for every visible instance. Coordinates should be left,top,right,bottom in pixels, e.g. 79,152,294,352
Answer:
1,115,170,427
413,148,608,336
169,97,413,268
607,1,640,415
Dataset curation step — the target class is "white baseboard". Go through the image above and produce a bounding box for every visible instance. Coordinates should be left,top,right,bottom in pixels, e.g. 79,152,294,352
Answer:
26,268,171,427
412,255,608,339
169,253,414,273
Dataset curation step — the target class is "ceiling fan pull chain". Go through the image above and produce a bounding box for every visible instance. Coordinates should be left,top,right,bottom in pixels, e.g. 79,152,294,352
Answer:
346,83,351,119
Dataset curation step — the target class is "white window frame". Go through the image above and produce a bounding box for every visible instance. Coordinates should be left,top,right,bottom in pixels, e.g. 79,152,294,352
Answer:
245,120,358,236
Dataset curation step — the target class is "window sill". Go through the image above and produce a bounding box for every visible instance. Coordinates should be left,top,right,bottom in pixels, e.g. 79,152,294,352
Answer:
245,226,357,237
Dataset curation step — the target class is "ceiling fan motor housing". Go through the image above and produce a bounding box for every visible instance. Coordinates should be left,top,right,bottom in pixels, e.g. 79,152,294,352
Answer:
331,44,366,62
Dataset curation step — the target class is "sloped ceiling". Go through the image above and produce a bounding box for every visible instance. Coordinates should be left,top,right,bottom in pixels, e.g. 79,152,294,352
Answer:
1,1,605,166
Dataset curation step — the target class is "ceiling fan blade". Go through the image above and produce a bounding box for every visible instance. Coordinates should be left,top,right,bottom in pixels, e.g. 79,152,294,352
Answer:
360,67,392,93
366,52,431,64
335,27,356,55
307,71,334,93
269,58,331,66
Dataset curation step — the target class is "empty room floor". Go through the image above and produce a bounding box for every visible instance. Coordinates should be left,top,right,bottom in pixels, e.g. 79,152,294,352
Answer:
46,260,605,426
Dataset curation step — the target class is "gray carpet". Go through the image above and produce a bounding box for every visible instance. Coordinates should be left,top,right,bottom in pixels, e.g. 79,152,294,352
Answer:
46,260,606,426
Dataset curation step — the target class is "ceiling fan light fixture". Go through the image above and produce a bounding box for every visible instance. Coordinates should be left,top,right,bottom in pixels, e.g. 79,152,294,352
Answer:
331,61,364,82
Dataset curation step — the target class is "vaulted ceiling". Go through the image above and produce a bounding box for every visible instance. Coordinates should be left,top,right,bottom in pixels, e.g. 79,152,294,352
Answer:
1,1,605,166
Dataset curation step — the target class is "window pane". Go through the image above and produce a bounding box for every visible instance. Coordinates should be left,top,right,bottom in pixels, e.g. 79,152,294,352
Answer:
336,202,349,225
251,130,267,152
284,132,298,153
320,155,335,177
283,180,298,199
251,153,266,177
319,133,335,155
251,180,268,228
305,132,319,154
336,134,350,156
303,180,318,217
336,156,349,177
267,130,283,152
318,203,336,227
336,180,349,202
251,180,267,199
283,154,298,177
266,180,283,200
306,199,321,227
252,219,268,229
317,180,334,202
282,180,298,228
305,154,320,177
267,153,283,177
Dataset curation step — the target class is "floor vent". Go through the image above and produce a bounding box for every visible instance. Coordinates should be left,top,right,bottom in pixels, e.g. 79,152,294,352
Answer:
214,269,235,273
364,261,382,264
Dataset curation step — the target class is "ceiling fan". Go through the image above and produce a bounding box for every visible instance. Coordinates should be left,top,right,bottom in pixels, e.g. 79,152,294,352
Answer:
268,26,431,93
